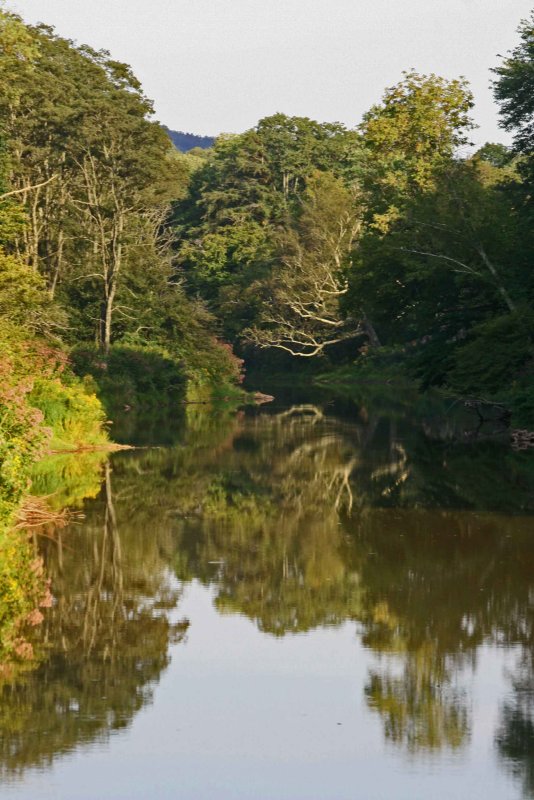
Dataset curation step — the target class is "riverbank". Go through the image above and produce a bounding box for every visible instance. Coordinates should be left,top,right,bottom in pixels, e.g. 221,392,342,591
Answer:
314,360,534,432
248,347,534,434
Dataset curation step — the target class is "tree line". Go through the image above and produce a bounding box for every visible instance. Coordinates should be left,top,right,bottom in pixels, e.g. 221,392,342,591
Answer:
3,7,534,413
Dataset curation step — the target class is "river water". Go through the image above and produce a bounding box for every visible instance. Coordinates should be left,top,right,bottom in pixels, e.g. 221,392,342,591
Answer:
1,396,534,799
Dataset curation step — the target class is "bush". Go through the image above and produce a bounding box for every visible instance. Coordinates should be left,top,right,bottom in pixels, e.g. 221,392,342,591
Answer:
71,340,245,409
0,362,48,526
184,338,245,402
29,378,107,451
70,344,187,411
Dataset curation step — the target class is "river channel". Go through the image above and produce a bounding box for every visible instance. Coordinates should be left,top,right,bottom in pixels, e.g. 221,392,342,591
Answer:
1,395,534,799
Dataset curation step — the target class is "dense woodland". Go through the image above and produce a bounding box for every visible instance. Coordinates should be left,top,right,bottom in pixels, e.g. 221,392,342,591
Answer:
1,7,534,535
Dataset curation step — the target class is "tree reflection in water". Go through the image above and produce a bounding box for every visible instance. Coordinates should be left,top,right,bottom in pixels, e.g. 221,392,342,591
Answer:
162,404,534,757
496,652,534,797
0,463,188,778
3,400,534,782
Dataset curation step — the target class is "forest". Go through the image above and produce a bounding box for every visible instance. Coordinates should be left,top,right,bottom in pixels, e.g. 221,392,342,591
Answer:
1,6,534,591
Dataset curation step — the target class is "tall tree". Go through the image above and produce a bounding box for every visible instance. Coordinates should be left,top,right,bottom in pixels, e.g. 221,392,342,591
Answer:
245,171,371,357
360,71,474,231
175,114,363,342
2,19,186,351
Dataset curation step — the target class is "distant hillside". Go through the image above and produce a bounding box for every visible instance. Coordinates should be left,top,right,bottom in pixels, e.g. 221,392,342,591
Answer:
166,128,215,152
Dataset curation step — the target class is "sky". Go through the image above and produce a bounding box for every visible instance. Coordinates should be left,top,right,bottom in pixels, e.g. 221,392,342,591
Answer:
9,0,534,146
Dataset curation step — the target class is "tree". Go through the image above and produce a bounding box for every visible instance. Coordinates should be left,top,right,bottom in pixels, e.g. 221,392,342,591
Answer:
347,157,523,376
174,115,363,342
245,171,371,357
255,113,362,196
0,7,37,109
360,71,474,230
474,142,514,169
69,59,181,351
2,21,187,351
493,12,534,158
0,10,242,410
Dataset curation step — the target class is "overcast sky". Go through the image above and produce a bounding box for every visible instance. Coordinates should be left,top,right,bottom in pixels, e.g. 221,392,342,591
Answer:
9,0,534,145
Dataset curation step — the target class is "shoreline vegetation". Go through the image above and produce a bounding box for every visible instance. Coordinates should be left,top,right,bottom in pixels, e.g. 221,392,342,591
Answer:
2,5,534,671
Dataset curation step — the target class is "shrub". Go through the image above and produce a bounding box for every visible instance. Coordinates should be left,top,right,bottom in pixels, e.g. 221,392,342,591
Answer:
29,378,107,451
70,344,187,411
184,338,245,402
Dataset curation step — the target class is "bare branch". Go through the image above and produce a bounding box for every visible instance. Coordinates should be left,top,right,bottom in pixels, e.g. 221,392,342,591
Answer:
398,247,482,276
0,174,58,200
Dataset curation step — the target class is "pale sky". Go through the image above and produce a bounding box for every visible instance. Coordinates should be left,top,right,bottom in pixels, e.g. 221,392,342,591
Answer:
9,0,534,146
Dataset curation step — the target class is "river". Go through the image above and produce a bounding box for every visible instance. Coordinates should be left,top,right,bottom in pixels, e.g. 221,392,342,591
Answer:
1,395,534,799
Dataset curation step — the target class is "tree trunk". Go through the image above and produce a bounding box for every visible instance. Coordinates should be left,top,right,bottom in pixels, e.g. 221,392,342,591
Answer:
477,245,516,314
362,316,381,348
49,227,64,298
102,283,116,355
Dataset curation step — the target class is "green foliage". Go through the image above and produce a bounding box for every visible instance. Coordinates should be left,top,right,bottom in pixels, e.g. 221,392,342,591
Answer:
0,280,62,526
0,5,244,470
29,378,107,451
255,113,363,192
0,331,107,523
475,142,515,169
0,249,61,333
2,0,534,488
1,10,190,354
179,220,272,297
346,141,531,413
493,12,534,157
70,344,186,412
360,70,474,230
448,313,534,395
0,130,109,666
0,342,48,526
0,253,107,527
174,114,363,343
183,338,245,402
245,171,363,357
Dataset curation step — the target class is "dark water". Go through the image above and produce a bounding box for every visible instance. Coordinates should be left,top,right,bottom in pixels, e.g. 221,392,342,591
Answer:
2,398,534,799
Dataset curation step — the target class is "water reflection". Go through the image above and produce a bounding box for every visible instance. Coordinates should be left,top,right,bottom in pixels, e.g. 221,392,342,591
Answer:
497,654,534,797
0,464,188,778
2,400,534,794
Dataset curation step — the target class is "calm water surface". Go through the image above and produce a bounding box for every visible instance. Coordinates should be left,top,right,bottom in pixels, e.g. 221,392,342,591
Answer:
2,398,534,799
